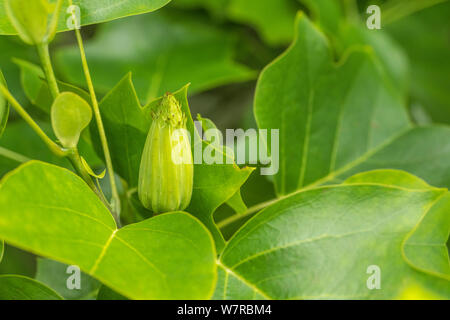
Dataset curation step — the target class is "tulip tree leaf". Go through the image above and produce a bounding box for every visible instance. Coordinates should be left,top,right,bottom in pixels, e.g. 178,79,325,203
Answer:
402,193,450,280
254,13,450,196
196,114,246,214
93,74,252,251
212,265,267,300
35,258,101,300
0,161,217,299
298,0,343,35
0,0,172,35
55,11,255,100
226,190,247,214
227,0,300,46
0,70,8,138
216,170,450,299
0,275,63,300
298,0,409,94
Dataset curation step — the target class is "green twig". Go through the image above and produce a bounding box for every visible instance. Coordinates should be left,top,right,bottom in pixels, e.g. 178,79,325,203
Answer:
0,146,31,163
0,84,66,157
66,148,112,213
36,43,59,99
73,28,121,219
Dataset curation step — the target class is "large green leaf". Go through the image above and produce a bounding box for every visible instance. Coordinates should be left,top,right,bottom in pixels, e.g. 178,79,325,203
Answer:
299,0,343,36
0,0,171,35
227,0,299,46
299,0,410,96
92,74,252,251
35,258,101,299
0,240,3,263
254,13,450,196
0,275,63,300
212,265,267,300
56,11,255,100
0,161,217,299
217,170,450,299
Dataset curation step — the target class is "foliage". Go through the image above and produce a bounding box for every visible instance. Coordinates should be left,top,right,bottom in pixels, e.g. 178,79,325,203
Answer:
0,0,448,300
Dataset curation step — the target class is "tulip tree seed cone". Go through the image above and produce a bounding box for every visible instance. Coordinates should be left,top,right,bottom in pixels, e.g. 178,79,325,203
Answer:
138,93,194,214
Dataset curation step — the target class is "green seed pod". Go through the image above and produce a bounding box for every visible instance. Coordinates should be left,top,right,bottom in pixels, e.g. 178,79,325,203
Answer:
138,93,193,214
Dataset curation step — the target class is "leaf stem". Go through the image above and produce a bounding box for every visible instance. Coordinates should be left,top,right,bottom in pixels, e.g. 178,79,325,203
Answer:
36,43,59,99
67,148,114,215
73,28,121,218
218,175,337,230
0,84,67,157
0,146,31,163
217,198,279,229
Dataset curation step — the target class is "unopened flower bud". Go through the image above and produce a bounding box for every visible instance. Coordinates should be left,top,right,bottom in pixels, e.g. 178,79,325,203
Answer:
138,93,193,214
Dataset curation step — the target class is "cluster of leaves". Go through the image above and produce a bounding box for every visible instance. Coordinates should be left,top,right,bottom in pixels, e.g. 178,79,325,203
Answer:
0,0,449,300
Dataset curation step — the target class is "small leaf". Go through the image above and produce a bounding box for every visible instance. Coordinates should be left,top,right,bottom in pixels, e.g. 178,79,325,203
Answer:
81,156,105,179
51,92,92,148
0,70,9,138
0,275,63,300
4,0,58,45
0,161,217,299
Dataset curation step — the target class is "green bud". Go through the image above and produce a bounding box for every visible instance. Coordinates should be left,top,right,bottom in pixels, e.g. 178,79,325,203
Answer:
138,93,193,214
5,0,63,45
